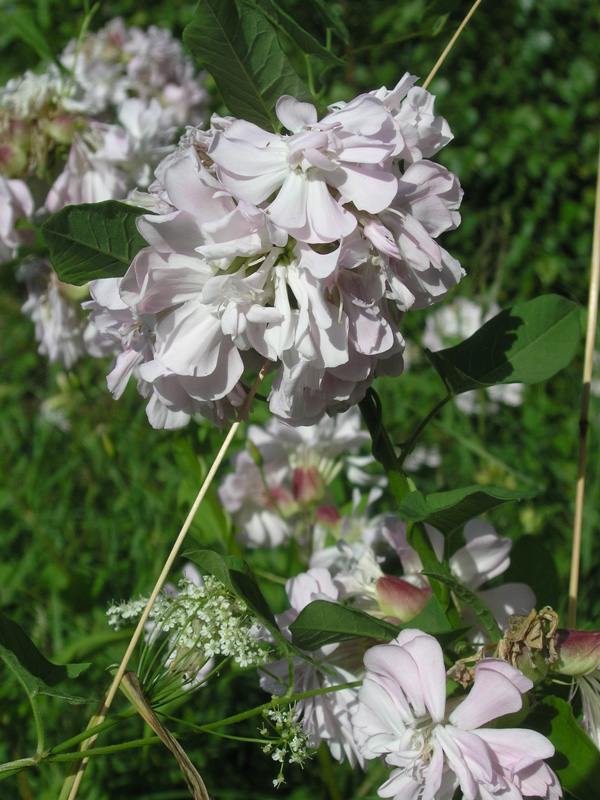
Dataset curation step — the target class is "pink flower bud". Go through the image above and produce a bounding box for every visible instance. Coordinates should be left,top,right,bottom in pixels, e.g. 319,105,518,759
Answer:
46,115,77,145
0,143,27,178
316,505,340,525
375,575,432,623
552,628,600,676
293,466,325,505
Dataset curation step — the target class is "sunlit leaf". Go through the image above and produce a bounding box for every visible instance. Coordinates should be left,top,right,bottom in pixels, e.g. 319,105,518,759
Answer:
427,295,581,394
398,485,537,535
184,0,311,131
41,201,149,285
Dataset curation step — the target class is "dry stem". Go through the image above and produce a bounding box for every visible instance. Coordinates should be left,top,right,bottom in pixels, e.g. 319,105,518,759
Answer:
423,0,484,89
567,139,600,628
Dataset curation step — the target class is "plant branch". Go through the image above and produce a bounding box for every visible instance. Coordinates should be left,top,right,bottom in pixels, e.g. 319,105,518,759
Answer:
423,0,484,89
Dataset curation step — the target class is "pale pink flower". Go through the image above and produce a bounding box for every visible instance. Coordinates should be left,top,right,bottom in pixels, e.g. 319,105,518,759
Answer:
0,175,34,262
92,75,462,427
19,260,87,368
352,630,561,799
218,407,374,549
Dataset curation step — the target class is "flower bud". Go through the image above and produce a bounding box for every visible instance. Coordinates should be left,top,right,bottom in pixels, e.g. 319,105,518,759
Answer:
0,142,27,177
316,505,340,525
550,628,600,677
375,575,431,623
46,114,77,145
292,466,325,505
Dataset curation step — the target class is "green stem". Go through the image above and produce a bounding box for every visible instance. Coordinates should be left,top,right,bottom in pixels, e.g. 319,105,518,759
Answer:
30,697,46,757
49,711,135,755
399,394,452,466
358,389,411,503
317,743,342,800
305,54,316,98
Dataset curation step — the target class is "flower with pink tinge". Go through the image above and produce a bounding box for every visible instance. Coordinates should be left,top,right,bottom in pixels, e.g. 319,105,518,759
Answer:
19,259,87,368
260,568,367,768
382,517,535,636
87,74,462,427
209,92,404,244
352,630,561,799
549,629,600,749
0,175,33,262
218,407,375,549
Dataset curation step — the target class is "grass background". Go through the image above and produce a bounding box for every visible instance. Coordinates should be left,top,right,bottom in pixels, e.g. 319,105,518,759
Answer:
0,0,598,796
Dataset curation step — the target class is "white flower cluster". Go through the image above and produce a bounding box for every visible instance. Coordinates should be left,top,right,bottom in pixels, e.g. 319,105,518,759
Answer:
260,704,313,787
86,74,464,429
3,18,207,368
107,574,266,672
218,407,377,548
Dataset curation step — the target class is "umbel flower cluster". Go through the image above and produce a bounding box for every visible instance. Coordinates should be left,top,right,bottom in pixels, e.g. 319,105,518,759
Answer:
0,18,207,367
107,572,266,678
86,73,464,428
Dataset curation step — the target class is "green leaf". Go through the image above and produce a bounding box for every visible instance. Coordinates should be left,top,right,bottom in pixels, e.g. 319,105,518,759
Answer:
421,562,503,642
398,485,537,535
41,201,149,285
527,696,600,799
289,595,451,651
0,612,90,703
289,600,400,650
7,10,66,70
247,0,345,66
307,0,349,43
427,294,581,394
183,0,311,131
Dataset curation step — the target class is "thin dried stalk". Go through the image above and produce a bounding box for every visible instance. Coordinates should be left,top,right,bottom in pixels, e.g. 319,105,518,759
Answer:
62,361,271,800
568,139,600,628
423,0,484,89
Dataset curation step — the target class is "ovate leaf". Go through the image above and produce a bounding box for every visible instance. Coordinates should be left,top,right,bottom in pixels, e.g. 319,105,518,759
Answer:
527,696,600,800
398,486,537,535
0,612,90,703
42,201,149,285
289,600,399,650
289,595,451,651
307,0,349,43
249,0,345,66
184,0,311,131
427,294,580,394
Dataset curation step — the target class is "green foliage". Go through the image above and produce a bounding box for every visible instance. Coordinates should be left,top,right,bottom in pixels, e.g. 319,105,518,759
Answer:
41,202,150,285
289,595,451,650
289,600,400,650
528,696,600,800
421,562,503,642
183,0,311,130
398,485,537,535
0,612,90,703
427,295,581,395
248,0,345,66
